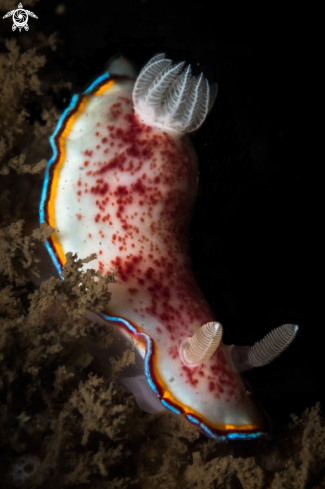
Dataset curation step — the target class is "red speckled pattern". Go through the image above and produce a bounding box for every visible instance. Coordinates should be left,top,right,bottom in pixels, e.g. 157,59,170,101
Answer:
76,99,213,334
52,78,263,429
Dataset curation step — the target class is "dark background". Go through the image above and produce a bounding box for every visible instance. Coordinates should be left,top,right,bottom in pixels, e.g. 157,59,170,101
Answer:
16,0,324,427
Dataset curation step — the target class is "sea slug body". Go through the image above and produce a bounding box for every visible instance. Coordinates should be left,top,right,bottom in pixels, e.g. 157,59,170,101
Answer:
40,54,298,440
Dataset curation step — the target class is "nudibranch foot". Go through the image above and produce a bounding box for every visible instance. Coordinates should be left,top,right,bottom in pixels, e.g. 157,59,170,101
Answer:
84,310,166,415
40,52,295,441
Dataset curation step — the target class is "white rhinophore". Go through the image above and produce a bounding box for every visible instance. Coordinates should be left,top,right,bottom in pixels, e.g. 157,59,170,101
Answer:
247,323,299,368
230,323,299,372
133,53,218,133
181,321,223,366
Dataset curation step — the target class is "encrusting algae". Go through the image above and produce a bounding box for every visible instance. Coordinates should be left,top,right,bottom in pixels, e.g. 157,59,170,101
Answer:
0,3,324,487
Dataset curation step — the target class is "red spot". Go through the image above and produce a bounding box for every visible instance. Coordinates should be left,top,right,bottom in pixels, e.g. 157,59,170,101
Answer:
209,381,215,392
102,137,108,143
182,366,199,386
76,213,82,220
114,185,128,197
110,102,122,118
95,214,101,223
99,250,102,255
145,267,154,280
84,150,93,157
128,288,138,295
88,233,92,238
132,178,146,195
118,96,131,104
168,345,178,359
90,181,109,196
84,160,89,167
110,255,143,282
97,154,127,174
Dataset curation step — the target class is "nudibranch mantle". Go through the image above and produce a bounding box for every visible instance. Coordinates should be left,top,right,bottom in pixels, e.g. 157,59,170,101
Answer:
40,54,267,441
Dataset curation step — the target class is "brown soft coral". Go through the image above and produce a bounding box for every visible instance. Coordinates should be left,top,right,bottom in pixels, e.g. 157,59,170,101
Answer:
0,220,53,284
0,247,139,486
0,0,59,175
0,36,48,174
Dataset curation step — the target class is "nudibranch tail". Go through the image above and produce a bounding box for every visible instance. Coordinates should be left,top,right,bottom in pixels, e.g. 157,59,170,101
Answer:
181,321,223,366
231,323,299,372
106,54,137,78
133,53,218,132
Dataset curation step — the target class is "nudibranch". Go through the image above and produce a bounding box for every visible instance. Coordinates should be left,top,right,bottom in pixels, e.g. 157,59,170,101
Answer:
40,54,298,440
